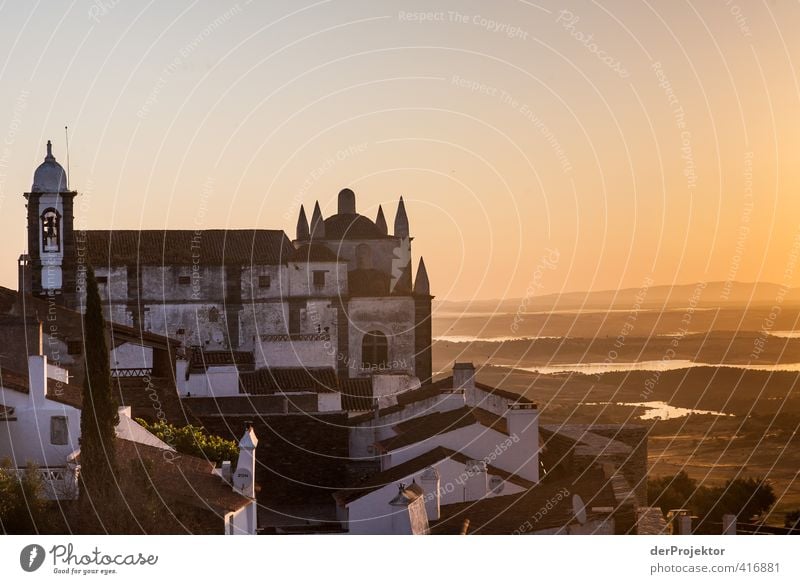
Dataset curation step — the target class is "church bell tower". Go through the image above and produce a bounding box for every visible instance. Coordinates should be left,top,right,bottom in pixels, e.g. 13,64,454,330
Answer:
23,141,77,306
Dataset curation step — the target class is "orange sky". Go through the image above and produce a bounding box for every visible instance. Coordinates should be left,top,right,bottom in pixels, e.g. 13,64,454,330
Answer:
1,0,799,301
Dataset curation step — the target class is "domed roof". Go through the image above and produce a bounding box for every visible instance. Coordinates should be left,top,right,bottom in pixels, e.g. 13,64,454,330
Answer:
31,141,68,193
323,213,385,240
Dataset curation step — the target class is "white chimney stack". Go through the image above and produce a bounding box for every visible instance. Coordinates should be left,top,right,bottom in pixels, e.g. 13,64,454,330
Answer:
505,403,540,482
678,515,692,535
420,466,441,521
453,362,475,391
27,354,48,405
388,483,429,535
463,460,488,501
175,359,189,395
220,461,232,483
722,514,736,535
233,422,258,499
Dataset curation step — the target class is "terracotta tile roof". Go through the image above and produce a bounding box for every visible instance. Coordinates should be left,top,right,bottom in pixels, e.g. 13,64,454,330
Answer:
189,349,254,370
288,244,342,263
376,406,508,452
114,376,193,425
239,367,338,394
0,366,83,409
347,376,534,425
333,445,535,505
45,382,83,409
474,379,534,404
84,229,292,266
185,395,305,416
347,378,460,424
0,368,30,393
430,467,618,535
540,424,632,457
339,377,374,411
115,437,251,517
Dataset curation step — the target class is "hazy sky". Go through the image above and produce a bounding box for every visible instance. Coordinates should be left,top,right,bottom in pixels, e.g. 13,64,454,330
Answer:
1,0,799,302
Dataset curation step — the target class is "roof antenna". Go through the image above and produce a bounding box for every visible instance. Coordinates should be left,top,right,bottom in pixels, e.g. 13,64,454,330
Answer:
64,125,71,190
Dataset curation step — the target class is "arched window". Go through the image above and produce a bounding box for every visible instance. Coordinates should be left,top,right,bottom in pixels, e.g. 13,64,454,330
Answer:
41,208,61,252
361,330,388,370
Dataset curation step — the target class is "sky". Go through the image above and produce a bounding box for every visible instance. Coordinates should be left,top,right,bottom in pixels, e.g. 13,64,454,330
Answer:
0,0,799,302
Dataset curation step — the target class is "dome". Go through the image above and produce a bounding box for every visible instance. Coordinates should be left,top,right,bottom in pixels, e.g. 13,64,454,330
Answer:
323,214,384,240
31,141,68,193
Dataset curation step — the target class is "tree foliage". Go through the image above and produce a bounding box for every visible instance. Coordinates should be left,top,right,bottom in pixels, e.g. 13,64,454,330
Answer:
649,471,776,523
0,460,49,534
135,420,239,464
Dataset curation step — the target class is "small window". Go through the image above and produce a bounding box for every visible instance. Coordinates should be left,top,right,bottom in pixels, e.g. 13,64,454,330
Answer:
178,275,191,285
208,307,219,323
50,416,68,445
259,275,271,289
96,276,108,285
313,270,326,288
176,327,186,335
67,340,82,355
362,330,388,370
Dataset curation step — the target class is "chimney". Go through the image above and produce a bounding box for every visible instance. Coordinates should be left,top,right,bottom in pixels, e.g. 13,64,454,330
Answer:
27,354,48,405
175,358,189,395
420,466,441,521
678,515,692,535
220,461,232,483
722,514,737,535
463,460,488,500
388,482,429,535
453,362,475,390
505,403,539,482
233,422,258,498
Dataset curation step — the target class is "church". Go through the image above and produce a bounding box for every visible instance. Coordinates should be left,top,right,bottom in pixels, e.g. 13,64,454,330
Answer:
5,141,652,535
19,141,433,384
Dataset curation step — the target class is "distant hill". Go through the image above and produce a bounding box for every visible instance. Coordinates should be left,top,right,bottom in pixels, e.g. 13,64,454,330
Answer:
436,281,800,314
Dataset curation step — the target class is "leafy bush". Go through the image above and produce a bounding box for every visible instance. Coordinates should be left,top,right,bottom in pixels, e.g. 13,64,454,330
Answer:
135,420,239,464
0,459,48,534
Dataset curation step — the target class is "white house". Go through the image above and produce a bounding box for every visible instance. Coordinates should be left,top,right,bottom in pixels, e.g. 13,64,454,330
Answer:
334,445,534,534
1,353,260,535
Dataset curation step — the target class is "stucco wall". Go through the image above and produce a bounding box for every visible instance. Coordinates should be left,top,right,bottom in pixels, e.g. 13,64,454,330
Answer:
0,358,81,468
110,342,154,370
348,391,466,459
345,456,525,534
346,297,415,377
288,260,347,297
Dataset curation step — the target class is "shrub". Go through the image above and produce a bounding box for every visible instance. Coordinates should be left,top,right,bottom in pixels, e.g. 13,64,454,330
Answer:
135,420,239,464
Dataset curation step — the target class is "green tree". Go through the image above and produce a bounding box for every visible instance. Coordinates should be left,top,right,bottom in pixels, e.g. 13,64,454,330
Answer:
135,420,239,464
0,460,49,534
79,267,120,510
649,472,776,524
648,471,699,512
709,477,775,523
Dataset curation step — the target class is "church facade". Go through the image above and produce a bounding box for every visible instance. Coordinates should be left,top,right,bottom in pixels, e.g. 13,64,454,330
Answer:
20,142,432,383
